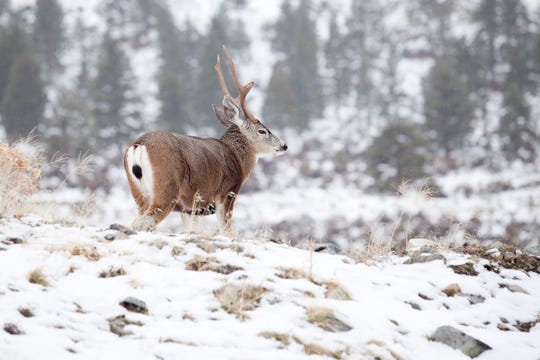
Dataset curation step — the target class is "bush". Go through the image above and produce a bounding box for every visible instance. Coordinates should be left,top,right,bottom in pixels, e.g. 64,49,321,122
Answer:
0,138,42,216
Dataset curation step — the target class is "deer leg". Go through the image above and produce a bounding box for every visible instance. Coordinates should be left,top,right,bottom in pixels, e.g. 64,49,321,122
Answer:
220,191,237,236
132,200,176,231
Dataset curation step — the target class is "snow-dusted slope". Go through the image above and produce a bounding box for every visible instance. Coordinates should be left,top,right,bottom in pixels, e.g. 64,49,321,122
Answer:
1,217,539,359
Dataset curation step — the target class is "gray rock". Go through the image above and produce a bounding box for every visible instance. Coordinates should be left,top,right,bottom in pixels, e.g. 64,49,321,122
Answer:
109,223,136,236
503,284,528,294
524,245,540,258
3,323,23,335
404,254,446,264
120,297,148,314
431,326,491,358
464,294,485,305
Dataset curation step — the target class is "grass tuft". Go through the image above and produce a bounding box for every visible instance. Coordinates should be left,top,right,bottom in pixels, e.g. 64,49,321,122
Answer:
28,269,49,287
214,284,267,320
72,246,100,261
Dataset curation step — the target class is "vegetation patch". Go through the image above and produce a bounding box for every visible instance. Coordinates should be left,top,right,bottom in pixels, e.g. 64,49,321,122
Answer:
455,244,540,274
214,284,267,320
18,307,34,318
28,269,49,287
258,331,290,347
324,281,352,300
72,246,100,261
99,266,126,278
292,336,345,359
306,307,352,332
449,262,478,276
185,255,243,275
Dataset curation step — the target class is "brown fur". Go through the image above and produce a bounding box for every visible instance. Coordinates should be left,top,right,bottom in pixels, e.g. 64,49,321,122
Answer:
124,126,256,232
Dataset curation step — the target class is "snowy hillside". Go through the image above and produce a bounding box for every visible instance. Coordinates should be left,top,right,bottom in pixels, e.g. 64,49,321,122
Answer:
1,217,539,359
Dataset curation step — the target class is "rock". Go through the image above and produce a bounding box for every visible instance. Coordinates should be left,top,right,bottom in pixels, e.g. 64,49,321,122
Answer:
120,297,148,314
295,241,340,254
1,237,25,245
449,263,478,276
404,254,446,264
104,232,116,241
431,326,491,358
442,283,461,297
407,238,439,253
524,244,540,258
3,323,23,335
464,294,485,305
497,323,510,331
489,241,506,251
109,223,136,236
501,284,528,294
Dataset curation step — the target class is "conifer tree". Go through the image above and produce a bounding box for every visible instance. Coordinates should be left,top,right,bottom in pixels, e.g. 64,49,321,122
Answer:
263,61,308,129
272,0,323,119
422,57,474,159
366,122,427,192
33,0,64,81
2,51,45,139
92,33,141,149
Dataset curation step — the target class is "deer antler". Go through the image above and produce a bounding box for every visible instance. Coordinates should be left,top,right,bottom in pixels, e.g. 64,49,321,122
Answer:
214,46,259,124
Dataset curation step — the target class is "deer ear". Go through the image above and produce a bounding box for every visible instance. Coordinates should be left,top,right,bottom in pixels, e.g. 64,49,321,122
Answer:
212,104,232,127
222,95,244,127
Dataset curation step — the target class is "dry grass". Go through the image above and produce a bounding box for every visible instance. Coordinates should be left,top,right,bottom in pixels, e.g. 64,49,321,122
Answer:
99,266,126,278
324,281,353,300
258,331,291,347
0,136,42,217
185,255,243,275
28,269,49,286
275,266,310,280
72,246,100,261
214,284,267,320
291,336,345,359
306,307,352,332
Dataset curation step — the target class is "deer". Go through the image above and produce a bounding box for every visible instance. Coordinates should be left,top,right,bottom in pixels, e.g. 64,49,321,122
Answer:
123,47,287,234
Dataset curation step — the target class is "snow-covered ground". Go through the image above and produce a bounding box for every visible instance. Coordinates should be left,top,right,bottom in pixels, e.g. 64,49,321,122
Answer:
0,217,539,359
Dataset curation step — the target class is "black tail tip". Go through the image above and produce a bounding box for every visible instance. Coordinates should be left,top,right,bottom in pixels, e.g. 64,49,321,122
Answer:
132,165,143,179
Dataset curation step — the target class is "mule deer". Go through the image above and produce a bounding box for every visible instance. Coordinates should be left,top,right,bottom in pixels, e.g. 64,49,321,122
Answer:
124,47,287,234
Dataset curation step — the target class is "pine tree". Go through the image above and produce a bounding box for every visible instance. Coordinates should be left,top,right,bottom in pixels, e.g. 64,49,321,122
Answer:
0,22,27,105
33,0,64,81
2,51,45,139
499,84,536,161
263,61,308,129
366,122,428,192
422,57,474,159
324,14,350,118
92,33,141,149
272,0,324,119
45,87,95,156
345,0,384,124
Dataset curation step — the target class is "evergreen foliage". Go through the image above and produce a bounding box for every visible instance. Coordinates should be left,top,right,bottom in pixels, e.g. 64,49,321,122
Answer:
422,57,474,159
263,61,308,129
33,0,64,80
2,51,45,139
366,122,428,192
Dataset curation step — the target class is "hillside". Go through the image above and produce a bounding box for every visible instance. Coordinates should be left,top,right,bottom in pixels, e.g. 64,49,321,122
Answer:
1,217,539,359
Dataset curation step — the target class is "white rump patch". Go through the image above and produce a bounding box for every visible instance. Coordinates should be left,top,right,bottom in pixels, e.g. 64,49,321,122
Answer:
125,144,154,203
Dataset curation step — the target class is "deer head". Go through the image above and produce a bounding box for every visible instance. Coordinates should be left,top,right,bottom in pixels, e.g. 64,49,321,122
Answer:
212,47,287,155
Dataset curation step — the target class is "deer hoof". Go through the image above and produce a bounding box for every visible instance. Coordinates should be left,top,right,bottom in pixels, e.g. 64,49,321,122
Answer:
131,215,156,232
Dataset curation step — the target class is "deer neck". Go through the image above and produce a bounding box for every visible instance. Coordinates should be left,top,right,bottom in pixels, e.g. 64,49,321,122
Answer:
221,125,257,176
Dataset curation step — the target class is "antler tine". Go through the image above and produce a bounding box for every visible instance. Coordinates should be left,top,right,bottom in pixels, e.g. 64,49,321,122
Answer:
215,54,232,99
222,46,256,122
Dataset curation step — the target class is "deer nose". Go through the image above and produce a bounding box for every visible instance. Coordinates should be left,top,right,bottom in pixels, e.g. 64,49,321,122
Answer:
282,143,288,151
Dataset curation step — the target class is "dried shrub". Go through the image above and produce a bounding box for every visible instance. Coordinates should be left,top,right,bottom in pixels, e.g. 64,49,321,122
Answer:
259,331,291,346
306,307,352,332
72,246,100,261
214,284,267,320
185,255,242,275
28,269,49,287
0,139,42,216
324,281,352,300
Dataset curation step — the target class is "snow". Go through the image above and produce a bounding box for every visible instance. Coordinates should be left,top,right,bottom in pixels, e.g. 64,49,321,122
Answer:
0,217,539,359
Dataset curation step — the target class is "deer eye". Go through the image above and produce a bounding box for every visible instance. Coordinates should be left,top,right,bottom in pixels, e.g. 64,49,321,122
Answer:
257,129,268,136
